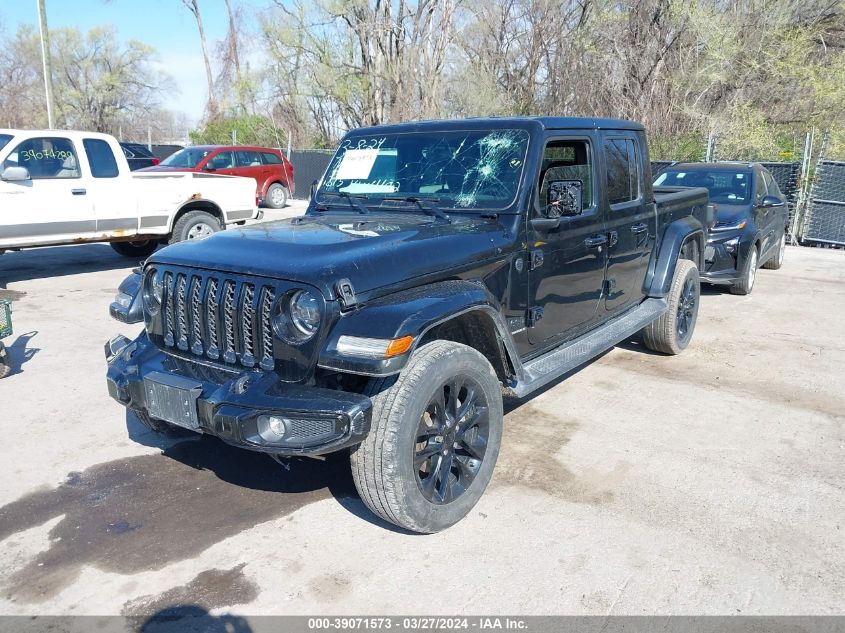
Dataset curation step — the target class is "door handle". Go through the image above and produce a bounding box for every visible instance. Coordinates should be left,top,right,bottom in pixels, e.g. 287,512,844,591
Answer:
631,223,648,234
584,235,608,248
71,188,87,195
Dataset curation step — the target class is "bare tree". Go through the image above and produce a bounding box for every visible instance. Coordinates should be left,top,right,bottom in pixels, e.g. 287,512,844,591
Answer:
180,0,218,119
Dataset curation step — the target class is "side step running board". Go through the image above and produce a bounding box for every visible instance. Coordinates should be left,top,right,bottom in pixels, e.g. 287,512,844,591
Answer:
510,297,668,398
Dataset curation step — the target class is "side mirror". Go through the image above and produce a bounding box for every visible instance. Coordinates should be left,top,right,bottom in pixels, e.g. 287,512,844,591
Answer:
1,166,31,182
203,163,216,172
546,180,582,217
309,179,319,200
761,195,784,208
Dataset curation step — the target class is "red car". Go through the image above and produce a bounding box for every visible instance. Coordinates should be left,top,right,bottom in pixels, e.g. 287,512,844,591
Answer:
141,145,295,209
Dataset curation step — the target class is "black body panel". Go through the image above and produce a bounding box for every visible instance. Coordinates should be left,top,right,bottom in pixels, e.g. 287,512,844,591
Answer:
108,116,707,457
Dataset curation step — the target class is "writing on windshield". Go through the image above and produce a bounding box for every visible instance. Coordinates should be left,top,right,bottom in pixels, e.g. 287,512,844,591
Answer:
320,129,530,210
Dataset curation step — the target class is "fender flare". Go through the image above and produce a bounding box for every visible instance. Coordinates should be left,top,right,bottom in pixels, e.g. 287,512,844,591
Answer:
645,216,706,298
318,279,520,379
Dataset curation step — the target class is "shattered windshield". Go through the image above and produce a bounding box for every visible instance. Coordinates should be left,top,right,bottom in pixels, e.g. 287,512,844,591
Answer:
318,129,530,210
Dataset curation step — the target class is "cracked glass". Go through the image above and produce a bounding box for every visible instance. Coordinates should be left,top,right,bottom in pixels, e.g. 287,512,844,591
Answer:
319,129,530,211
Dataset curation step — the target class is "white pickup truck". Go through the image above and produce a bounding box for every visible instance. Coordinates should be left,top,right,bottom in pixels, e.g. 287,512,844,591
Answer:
0,129,260,258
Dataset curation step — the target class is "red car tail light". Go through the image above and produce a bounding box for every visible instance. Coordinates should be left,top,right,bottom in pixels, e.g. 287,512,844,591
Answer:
152,157,160,166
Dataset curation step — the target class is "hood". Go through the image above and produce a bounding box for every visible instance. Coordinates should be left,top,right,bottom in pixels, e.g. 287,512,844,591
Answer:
148,212,510,299
713,203,752,227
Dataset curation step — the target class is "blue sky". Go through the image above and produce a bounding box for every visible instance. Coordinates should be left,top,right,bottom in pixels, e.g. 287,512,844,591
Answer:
0,0,267,122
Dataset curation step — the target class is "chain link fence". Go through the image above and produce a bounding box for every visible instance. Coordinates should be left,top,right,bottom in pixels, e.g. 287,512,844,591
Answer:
288,149,334,199
802,159,845,246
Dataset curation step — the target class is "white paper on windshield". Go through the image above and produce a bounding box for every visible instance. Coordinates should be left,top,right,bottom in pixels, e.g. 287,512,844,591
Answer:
335,149,379,180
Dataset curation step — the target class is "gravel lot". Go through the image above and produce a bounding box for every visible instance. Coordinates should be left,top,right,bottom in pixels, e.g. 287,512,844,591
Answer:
0,205,842,617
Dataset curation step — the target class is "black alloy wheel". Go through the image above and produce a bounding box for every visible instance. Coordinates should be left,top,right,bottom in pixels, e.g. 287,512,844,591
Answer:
413,375,490,504
676,276,697,343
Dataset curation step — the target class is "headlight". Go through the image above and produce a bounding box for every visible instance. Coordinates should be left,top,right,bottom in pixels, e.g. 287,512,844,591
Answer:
724,237,740,253
272,289,321,342
712,219,747,232
290,290,320,336
143,268,164,315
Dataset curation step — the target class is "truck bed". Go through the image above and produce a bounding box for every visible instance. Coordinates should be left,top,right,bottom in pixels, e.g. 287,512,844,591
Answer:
654,185,713,228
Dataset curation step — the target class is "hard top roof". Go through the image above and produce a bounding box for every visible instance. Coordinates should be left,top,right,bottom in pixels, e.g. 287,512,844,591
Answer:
348,116,645,134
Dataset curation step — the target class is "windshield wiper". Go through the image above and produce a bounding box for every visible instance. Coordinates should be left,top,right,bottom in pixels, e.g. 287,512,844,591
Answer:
383,196,451,223
320,192,370,215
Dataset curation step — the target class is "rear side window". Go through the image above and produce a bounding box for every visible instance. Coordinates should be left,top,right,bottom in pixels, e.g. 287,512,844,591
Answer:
0,133,12,153
3,136,81,179
235,150,263,167
261,152,284,165
84,138,119,178
604,138,640,205
208,151,235,169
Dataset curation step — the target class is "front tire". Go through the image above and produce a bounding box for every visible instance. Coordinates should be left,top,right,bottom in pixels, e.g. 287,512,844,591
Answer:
730,245,758,295
265,183,288,209
110,240,158,259
350,341,503,533
169,210,222,244
762,232,786,270
642,259,700,355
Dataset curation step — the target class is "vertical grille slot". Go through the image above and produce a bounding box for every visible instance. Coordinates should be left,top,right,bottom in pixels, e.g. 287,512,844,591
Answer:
259,287,275,370
222,280,237,364
189,276,204,355
175,273,189,351
163,271,175,347
205,278,220,359
153,268,279,371
240,283,256,367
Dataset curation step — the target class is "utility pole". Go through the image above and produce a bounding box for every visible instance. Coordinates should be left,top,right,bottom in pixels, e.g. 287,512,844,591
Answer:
37,0,56,129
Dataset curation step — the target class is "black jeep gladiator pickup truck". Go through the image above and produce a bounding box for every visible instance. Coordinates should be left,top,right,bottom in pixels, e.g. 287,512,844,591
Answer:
106,117,710,533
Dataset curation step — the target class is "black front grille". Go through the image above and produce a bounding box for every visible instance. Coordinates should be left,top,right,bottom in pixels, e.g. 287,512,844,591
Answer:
158,270,277,371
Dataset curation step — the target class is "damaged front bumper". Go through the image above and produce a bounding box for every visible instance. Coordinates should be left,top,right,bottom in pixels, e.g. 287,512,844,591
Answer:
701,231,749,285
105,333,372,456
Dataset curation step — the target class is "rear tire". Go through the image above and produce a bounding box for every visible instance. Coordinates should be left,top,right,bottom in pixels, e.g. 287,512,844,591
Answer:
169,210,222,244
730,245,758,295
642,259,700,355
350,340,503,533
762,232,786,270
265,183,288,209
110,240,158,259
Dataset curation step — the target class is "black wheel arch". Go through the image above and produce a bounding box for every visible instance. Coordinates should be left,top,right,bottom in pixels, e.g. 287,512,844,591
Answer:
644,216,706,298
318,279,519,384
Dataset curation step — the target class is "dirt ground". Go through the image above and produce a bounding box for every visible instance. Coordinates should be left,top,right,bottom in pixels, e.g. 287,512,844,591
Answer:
0,207,842,616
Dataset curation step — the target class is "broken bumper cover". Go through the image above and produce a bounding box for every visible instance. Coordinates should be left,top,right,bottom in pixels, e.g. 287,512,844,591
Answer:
701,232,747,285
105,333,372,456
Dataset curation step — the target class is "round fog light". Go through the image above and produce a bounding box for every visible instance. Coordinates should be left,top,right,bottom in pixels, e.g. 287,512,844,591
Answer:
257,414,289,443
